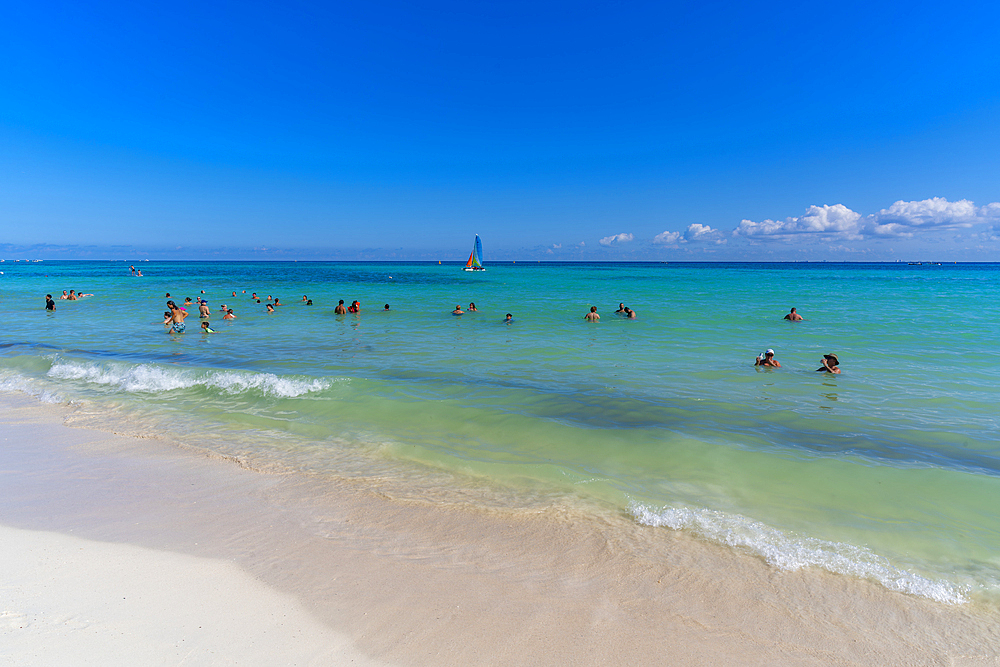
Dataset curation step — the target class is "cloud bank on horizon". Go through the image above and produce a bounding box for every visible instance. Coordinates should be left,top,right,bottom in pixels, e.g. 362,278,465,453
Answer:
580,197,1000,260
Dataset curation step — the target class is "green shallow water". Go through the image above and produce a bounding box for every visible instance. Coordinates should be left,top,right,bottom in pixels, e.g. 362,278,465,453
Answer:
1,260,999,604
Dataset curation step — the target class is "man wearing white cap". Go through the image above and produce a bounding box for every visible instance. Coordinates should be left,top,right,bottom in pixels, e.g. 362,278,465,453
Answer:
755,349,781,367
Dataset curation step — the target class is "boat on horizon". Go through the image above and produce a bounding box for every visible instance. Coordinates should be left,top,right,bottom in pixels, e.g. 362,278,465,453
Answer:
463,235,485,272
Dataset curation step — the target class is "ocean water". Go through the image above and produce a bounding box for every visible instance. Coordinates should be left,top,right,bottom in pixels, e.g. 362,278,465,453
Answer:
2,259,999,606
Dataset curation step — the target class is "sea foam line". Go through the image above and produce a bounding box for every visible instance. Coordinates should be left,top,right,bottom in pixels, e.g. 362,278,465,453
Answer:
46,360,336,398
629,502,969,605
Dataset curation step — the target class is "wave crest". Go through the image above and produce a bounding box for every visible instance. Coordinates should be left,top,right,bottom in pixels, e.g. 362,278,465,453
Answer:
629,502,969,605
46,360,335,398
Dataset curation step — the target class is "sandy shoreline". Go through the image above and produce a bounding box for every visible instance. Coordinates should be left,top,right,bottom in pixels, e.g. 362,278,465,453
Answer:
2,392,999,666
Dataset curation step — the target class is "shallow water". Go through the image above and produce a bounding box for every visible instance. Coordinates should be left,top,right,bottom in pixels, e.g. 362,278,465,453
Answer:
2,259,999,605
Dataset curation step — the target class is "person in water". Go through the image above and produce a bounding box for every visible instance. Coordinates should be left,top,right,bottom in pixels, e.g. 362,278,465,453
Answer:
165,301,188,333
755,349,781,367
383,304,390,311
817,354,840,373
199,301,211,318
223,309,236,320
452,305,464,315
504,313,512,323
585,306,600,322
273,297,282,307
201,322,216,333
60,290,69,299
348,300,360,313
624,307,636,319
66,290,78,301
335,300,347,314
266,304,275,313
45,294,56,311
615,303,625,315
468,302,478,311
784,307,804,321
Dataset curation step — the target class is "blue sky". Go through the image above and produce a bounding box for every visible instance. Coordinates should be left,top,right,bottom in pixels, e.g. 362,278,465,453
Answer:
2,0,1000,260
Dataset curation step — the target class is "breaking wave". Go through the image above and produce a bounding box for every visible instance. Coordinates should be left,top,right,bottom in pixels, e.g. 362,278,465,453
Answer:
629,502,969,605
45,359,337,398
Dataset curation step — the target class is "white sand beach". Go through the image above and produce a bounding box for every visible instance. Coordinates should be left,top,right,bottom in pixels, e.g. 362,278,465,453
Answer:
2,392,999,666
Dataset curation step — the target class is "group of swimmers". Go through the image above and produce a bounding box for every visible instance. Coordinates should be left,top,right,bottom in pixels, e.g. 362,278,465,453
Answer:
583,303,637,321
43,289,95,311
753,308,840,373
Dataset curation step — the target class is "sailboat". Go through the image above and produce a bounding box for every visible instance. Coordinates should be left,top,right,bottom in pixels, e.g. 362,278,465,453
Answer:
463,235,485,272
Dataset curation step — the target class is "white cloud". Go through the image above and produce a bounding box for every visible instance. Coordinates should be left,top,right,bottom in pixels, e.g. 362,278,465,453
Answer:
599,233,634,246
733,198,1000,242
653,230,681,245
733,204,862,239
684,223,726,243
865,197,999,237
654,224,726,245
552,243,562,249
873,197,978,227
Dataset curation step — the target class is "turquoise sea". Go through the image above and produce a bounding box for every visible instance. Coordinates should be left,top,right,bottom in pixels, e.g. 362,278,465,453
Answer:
2,260,999,606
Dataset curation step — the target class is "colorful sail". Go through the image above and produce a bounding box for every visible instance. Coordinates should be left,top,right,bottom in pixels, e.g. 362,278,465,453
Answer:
464,235,485,270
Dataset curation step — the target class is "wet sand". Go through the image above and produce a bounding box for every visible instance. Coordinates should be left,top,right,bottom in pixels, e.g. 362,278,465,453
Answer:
2,392,999,666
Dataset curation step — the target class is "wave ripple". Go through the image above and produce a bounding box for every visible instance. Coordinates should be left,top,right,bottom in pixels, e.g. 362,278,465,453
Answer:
629,502,969,605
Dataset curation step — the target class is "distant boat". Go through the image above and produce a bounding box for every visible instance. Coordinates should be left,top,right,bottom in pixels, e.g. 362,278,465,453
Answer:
463,235,485,272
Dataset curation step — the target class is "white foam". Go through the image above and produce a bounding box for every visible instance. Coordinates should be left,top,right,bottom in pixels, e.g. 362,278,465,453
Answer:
629,502,969,605
0,372,65,404
45,360,335,398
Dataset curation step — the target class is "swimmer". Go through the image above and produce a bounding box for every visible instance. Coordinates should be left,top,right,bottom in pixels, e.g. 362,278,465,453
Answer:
45,294,56,311
585,306,600,322
384,304,390,311
273,298,281,307
302,295,308,302
817,354,841,374
77,291,94,297
219,304,228,313
165,301,188,333
266,304,275,313
184,297,193,306
199,301,210,318
453,305,464,315
306,299,313,305
615,303,625,314
624,307,636,319
335,300,347,314
162,310,172,324
201,322,216,333
784,307,804,321
66,290,78,301
232,291,237,297
348,300,360,313
251,293,258,300
223,309,236,319
59,290,69,300
504,313,512,323
755,349,781,367
136,270,143,277
469,302,478,311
